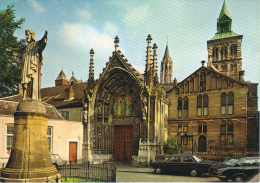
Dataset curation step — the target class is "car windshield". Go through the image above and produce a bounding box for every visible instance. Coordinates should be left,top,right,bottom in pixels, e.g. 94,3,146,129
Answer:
193,155,203,162
222,159,239,166
236,158,245,165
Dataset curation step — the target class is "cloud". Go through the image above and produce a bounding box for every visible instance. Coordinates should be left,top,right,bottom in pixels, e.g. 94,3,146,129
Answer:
123,5,149,28
28,0,45,12
76,9,92,22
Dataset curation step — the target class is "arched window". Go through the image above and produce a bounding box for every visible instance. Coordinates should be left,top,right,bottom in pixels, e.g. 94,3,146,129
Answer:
203,95,209,116
178,123,182,133
197,95,202,117
178,97,182,118
176,88,179,94
234,45,237,55
230,64,233,71
221,93,227,115
230,45,234,55
184,97,188,117
228,92,234,115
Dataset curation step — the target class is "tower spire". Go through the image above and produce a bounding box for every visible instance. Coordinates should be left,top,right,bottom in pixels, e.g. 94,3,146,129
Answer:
160,40,173,84
145,34,152,86
217,0,232,33
152,43,159,86
88,48,95,82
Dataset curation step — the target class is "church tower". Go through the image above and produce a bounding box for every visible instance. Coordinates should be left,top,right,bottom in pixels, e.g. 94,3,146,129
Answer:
207,0,243,80
160,44,173,84
55,69,68,86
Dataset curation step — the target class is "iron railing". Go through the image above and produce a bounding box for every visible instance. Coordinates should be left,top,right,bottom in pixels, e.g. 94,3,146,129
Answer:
57,161,116,182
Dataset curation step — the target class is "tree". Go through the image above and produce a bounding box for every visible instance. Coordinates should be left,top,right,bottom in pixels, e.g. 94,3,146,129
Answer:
163,137,179,155
0,4,26,97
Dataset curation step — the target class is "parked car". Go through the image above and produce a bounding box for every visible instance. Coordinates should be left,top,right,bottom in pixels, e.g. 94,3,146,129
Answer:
217,156,260,182
51,154,66,168
151,154,215,176
208,157,240,175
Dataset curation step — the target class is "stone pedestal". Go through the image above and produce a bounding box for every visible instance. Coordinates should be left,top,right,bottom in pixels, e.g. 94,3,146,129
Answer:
0,100,58,182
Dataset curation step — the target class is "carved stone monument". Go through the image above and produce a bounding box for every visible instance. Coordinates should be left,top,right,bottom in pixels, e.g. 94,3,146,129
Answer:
0,30,59,182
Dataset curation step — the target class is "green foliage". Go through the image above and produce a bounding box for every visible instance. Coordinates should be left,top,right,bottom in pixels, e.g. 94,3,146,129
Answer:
163,137,179,155
158,85,163,99
0,4,26,97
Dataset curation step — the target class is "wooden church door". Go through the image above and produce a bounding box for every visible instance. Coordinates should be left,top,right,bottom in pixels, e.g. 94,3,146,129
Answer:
114,125,133,163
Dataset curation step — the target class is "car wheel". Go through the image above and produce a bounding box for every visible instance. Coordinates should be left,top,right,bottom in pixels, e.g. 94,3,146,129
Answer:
190,169,198,177
233,176,244,182
155,168,162,174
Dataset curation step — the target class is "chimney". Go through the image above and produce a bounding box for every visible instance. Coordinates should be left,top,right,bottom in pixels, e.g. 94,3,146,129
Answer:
239,70,245,82
65,86,74,100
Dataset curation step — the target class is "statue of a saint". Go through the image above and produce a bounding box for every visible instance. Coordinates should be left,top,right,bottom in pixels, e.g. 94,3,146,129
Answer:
83,108,88,122
114,102,117,116
21,29,48,100
121,97,126,115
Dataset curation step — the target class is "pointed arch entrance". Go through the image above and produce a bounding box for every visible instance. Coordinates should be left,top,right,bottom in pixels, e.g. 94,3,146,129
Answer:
198,135,207,152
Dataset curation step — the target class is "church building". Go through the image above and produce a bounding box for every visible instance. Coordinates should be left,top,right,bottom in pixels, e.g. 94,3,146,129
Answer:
166,1,258,153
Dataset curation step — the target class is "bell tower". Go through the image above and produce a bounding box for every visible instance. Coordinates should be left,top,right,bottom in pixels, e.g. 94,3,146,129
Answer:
207,0,243,80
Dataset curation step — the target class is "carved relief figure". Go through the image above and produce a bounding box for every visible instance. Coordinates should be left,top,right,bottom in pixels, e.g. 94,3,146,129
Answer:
98,103,102,114
114,102,117,116
21,29,48,101
129,100,133,115
104,105,108,115
142,97,147,119
121,97,126,115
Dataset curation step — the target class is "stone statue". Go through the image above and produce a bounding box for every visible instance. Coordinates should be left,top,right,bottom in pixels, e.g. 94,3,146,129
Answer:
121,97,126,115
104,105,108,115
129,101,133,115
142,97,147,119
83,108,88,122
98,103,102,114
113,102,117,116
21,29,48,101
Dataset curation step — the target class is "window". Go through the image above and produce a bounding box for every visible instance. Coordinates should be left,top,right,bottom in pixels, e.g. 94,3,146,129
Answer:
228,92,234,115
213,47,218,59
221,93,227,115
47,127,53,152
183,136,188,145
178,97,182,118
198,122,207,133
183,156,194,162
203,95,208,116
200,74,206,91
178,123,182,133
183,97,188,117
197,95,202,117
60,111,69,120
6,124,14,155
197,95,208,117
183,123,188,133
221,46,227,60
220,121,233,147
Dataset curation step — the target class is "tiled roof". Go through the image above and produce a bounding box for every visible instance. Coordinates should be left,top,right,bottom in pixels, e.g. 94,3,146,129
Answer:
0,96,64,120
41,82,88,108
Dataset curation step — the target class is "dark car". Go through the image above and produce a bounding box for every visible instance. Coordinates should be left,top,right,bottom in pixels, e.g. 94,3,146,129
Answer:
217,157,260,182
151,154,215,177
208,158,240,175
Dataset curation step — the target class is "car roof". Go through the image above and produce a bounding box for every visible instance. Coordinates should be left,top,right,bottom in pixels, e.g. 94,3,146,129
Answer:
171,153,195,157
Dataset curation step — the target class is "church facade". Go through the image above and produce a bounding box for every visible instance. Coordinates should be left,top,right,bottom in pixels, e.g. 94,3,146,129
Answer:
82,35,169,163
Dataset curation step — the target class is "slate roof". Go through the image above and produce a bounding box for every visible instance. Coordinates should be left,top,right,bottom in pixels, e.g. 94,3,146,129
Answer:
41,82,88,108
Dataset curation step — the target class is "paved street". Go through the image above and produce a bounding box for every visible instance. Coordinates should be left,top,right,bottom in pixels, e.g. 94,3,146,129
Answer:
115,164,219,182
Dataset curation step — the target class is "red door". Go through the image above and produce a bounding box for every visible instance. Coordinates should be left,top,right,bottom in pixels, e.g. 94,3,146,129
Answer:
114,125,133,163
69,142,77,162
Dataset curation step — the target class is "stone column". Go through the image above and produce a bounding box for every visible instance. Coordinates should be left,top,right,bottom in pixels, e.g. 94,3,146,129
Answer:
0,100,58,182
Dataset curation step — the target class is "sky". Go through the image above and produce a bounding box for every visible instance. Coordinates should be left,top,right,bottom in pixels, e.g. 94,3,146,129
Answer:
1,0,259,103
